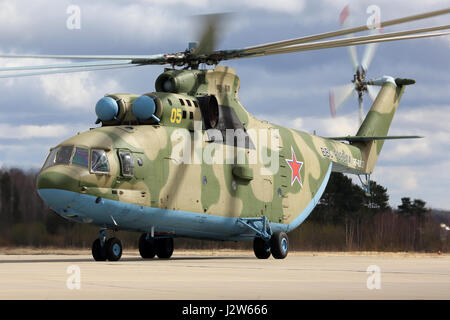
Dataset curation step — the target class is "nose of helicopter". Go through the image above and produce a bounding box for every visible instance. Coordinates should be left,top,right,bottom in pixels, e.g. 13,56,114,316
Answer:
36,168,80,209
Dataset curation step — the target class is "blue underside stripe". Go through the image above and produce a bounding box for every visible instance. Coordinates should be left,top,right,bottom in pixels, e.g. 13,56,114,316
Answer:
38,162,332,241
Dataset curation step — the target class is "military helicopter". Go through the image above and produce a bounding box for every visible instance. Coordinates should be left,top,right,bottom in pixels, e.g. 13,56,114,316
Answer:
1,8,449,261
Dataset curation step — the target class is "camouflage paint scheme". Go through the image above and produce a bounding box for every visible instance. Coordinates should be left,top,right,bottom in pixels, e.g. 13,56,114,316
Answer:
37,66,405,241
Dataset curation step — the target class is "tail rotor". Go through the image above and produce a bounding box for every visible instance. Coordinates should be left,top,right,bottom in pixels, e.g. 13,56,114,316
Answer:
329,5,382,125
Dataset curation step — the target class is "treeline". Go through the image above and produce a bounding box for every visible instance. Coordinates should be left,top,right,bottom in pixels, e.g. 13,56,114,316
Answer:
290,173,449,252
0,167,448,252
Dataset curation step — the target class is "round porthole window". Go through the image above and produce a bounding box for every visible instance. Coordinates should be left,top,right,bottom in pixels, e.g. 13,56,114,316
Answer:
202,176,208,185
137,158,143,166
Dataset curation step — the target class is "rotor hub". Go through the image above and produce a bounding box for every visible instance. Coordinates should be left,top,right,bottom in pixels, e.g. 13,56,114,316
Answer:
352,67,368,97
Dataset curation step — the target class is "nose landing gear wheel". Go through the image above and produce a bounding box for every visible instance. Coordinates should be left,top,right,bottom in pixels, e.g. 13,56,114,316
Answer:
106,237,123,261
253,237,271,259
139,233,156,259
271,231,289,259
155,237,174,259
92,235,123,262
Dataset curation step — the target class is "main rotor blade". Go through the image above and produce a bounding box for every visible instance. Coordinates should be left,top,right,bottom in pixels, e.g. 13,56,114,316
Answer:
242,8,450,54
249,28,450,58
0,64,140,79
0,60,133,72
0,53,167,62
194,13,229,55
335,31,450,48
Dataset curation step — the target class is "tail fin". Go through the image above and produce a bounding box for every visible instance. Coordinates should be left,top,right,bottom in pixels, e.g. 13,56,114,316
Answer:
352,77,414,173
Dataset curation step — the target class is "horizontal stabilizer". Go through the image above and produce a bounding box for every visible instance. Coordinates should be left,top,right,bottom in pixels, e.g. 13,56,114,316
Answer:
328,135,423,142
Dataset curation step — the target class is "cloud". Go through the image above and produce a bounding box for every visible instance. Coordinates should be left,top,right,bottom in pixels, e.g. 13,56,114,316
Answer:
0,142,53,169
136,0,306,14
372,161,450,210
380,105,450,165
39,71,122,110
254,112,360,137
0,123,89,139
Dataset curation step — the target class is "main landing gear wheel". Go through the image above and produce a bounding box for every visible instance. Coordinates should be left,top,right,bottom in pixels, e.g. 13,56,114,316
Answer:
138,234,174,259
105,237,123,261
253,237,271,259
92,238,107,261
139,233,156,259
91,230,123,261
155,237,174,259
271,231,289,259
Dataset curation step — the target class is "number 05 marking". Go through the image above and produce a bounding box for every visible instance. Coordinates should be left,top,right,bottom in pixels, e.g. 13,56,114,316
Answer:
170,108,182,123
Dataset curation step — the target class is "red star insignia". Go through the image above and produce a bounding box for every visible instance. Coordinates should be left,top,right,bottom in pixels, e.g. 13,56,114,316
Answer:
286,147,303,187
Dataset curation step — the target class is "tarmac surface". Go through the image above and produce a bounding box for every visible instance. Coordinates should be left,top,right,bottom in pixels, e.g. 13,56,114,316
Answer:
0,250,449,299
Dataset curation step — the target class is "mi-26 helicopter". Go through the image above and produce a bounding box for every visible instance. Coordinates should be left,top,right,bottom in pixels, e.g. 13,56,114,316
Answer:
1,8,449,261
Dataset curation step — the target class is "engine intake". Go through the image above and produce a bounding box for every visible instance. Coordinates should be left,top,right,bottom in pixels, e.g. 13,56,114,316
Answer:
132,95,160,122
155,70,202,94
95,97,119,123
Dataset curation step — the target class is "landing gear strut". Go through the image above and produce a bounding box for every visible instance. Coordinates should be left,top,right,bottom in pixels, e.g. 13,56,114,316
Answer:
138,233,174,259
238,217,289,259
91,229,123,261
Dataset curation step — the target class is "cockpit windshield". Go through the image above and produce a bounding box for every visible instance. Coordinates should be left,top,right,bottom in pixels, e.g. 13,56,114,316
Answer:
42,146,73,170
42,148,59,170
41,145,110,174
72,147,89,168
54,146,74,165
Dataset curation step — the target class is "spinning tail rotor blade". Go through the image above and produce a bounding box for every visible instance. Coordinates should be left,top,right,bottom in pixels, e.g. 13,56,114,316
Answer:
358,95,364,125
367,85,379,101
361,26,382,71
329,83,355,117
361,42,378,72
339,5,359,72
348,44,359,72
361,6,382,72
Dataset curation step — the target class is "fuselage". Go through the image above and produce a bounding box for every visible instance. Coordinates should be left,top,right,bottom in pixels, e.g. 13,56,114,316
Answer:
37,66,366,241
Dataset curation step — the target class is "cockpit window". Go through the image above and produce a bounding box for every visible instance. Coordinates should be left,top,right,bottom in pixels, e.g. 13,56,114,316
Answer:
72,147,89,168
91,149,110,173
42,148,59,170
54,146,74,165
119,151,134,177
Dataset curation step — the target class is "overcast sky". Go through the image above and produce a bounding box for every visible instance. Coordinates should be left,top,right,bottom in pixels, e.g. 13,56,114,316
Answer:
0,0,449,210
